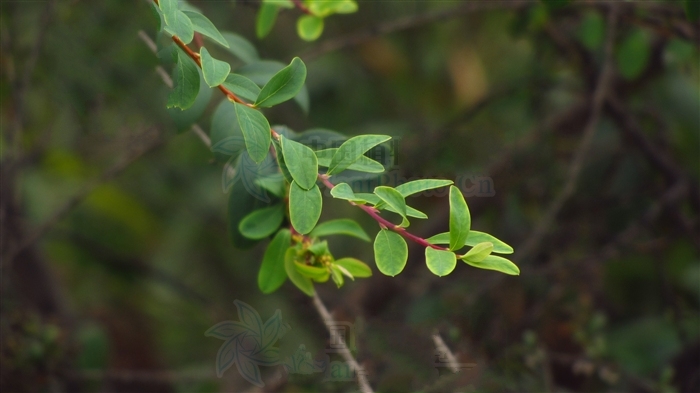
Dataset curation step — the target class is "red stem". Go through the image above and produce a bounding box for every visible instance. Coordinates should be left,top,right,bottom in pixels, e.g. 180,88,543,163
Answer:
291,0,313,15
317,175,447,251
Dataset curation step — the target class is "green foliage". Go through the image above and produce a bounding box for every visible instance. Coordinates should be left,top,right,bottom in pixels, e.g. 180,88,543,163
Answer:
374,230,408,276
258,229,291,293
462,255,520,276
297,15,324,41
425,247,457,277
222,74,261,102
256,2,280,39
160,0,194,43
374,186,409,226
200,47,230,87
315,149,384,173
279,135,318,190
308,219,370,241
333,258,372,277
183,11,228,47
289,182,322,234
239,205,285,240
327,135,391,175
166,50,200,110
685,0,700,21
255,58,307,108
616,28,651,80
448,186,471,251
234,103,271,164
284,247,315,296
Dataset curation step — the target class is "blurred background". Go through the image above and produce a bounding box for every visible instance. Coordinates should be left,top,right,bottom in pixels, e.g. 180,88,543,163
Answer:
1,1,699,392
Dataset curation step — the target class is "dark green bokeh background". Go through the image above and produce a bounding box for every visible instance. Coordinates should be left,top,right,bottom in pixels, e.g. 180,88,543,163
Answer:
1,1,698,392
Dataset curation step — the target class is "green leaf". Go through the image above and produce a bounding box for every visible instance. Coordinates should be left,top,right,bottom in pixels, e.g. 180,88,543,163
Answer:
334,258,372,277
222,74,261,102
448,186,470,251
373,230,408,276
236,61,310,113
167,66,212,132
374,186,407,220
220,32,260,64
307,240,329,256
234,103,271,164
182,11,229,48
395,179,453,197
616,28,651,80
258,229,291,293
255,174,286,198
284,248,315,296
354,193,380,204
280,135,318,190
210,100,242,152
289,182,322,235
462,255,520,276
427,230,513,254
255,57,307,108
163,9,194,44
330,265,344,287
327,135,391,175
316,149,384,173
272,139,294,183
167,50,200,110
330,183,364,202
256,2,279,39
308,0,357,16
158,0,178,15
200,47,230,87
576,11,604,51
685,0,700,21
425,248,457,277
294,262,330,281
462,242,493,262
309,219,370,242
263,0,294,8
297,15,324,41
238,204,284,239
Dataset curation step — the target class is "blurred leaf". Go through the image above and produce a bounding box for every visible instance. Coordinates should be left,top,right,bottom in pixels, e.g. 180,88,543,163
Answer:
685,0,700,21
309,219,370,242
200,47,230,87
297,15,324,41
256,2,279,39
289,182,322,234
221,32,260,64
183,10,229,47
234,103,271,164
167,66,212,132
425,248,457,277
294,262,329,281
284,248,315,296
258,229,291,293
616,28,651,80
255,57,307,108
239,204,284,240
449,186,471,251
374,229,407,276
577,11,604,50
255,174,286,198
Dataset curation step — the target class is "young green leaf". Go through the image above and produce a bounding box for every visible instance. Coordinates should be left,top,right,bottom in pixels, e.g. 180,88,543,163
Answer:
309,219,370,242
234,103,271,164
448,186,471,251
258,229,291,294
462,242,493,262
462,255,520,276
327,135,391,175
294,262,330,281
427,231,513,254
333,258,372,278
329,183,364,202
221,32,260,64
395,179,454,197
222,74,261,102
158,0,178,14
308,0,357,16
256,2,279,39
374,186,407,219
616,28,651,80
297,15,324,41
255,57,307,108
316,148,384,173
280,135,318,190
284,248,315,296
238,204,284,240
163,9,194,44
200,47,230,87
330,265,345,288
255,174,286,198
307,240,329,256
425,247,457,277
373,229,408,277
289,182,322,235
182,11,229,47
167,50,200,110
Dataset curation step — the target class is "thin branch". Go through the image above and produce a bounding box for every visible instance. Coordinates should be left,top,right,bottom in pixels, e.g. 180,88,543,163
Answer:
311,292,374,393
517,4,620,263
431,332,460,374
